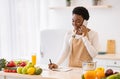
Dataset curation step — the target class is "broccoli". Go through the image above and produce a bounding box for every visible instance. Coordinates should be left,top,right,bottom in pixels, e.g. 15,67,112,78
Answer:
0,58,7,71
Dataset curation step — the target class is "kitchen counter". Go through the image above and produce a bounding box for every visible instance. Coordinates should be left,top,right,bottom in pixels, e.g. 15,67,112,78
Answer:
95,54,120,60
0,67,82,79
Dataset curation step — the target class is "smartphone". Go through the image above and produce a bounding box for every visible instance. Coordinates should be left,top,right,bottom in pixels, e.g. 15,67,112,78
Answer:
83,20,88,26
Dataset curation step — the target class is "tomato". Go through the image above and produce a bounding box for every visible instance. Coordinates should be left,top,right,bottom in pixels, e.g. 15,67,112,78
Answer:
8,69,12,72
12,70,17,73
4,69,9,72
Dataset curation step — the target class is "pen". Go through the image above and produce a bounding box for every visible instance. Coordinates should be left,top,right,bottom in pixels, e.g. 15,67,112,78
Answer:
49,59,52,64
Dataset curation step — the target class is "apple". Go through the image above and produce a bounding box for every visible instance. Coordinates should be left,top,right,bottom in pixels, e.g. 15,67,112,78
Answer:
17,67,23,74
20,62,26,67
22,67,27,74
7,61,16,67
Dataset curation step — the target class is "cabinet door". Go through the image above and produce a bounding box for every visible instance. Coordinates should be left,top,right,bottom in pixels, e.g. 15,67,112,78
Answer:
94,58,120,72
40,29,68,65
94,58,107,68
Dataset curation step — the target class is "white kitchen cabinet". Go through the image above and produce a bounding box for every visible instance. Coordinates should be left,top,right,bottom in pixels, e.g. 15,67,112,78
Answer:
40,29,69,65
94,54,120,72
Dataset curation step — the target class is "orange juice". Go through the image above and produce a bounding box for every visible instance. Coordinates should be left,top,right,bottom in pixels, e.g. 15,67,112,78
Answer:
31,54,36,65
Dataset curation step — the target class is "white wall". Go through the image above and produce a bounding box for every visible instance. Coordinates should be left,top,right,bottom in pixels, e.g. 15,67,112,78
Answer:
48,0,120,54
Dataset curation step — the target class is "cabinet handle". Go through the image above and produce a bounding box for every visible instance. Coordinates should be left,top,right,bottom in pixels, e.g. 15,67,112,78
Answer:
114,62,117,64
40,50,44,58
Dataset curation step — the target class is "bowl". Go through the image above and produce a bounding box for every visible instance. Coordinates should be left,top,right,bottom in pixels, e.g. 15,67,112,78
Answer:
82,61,96,71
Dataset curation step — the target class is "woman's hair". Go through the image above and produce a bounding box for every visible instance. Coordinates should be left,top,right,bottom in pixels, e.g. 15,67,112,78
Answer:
72,6,90,20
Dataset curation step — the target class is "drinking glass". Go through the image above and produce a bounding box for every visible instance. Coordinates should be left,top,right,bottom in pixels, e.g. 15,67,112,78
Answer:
31,53,36,65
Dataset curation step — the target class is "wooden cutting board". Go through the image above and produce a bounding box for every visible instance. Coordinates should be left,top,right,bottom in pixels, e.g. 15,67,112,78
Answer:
106,40,116,54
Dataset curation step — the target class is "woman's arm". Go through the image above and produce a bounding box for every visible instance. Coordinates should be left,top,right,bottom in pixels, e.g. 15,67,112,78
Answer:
82,31,100,58
56,31,71,65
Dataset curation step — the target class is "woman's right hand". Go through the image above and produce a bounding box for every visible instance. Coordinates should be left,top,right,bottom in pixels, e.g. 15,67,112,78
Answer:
48,63,58,70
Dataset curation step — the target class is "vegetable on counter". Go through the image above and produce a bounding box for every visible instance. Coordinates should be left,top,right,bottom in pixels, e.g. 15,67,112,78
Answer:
0,58,7,71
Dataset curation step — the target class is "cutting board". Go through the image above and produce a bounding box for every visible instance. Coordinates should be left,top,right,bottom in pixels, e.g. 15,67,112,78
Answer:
106,40,116,54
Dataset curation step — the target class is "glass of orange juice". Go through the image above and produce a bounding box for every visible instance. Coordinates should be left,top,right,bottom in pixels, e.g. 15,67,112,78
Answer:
31,53,36,65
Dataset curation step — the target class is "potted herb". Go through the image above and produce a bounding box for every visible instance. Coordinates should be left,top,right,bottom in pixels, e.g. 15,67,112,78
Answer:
66,0,71,6
92,0,102,5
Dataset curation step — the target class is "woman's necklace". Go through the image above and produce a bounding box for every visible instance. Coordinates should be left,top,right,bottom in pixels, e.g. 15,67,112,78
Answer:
72,29,82,38
72,30,77,38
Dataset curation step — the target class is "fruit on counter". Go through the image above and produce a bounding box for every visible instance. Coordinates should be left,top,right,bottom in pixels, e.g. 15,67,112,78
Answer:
16,61,27,67
4,69,17,73
105,69,113,77
26,62,34,68
106,74,116,79
95,67,105,79
106,73,120,79
27,67,35,75
95,67,105,72
16,62,43,75
96,70,105,79
84,70,96,79
34,67,43,75
14,60,28,67
81,67,120,79
22,67,28,74
101,78,107,79
81,74,85,79
17,67,23,74
20,62,26,67
7,61,16,67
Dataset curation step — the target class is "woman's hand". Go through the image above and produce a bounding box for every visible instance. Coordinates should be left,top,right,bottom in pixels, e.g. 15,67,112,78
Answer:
81,25,88,36
48,63,58,70
77,25,90,36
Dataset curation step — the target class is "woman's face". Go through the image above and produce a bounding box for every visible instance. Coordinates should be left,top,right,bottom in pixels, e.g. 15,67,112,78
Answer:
72,14,84,30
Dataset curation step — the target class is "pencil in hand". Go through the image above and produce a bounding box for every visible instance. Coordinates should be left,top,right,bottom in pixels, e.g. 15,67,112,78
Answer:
49,59,52,64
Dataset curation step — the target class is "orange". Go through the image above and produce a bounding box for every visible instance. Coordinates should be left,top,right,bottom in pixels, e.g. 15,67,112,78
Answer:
96,70,105,79
95,67,104,72
84,70,96,79
95,67,105,79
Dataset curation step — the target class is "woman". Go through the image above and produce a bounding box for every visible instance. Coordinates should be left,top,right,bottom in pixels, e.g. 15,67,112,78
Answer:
48,6,100,69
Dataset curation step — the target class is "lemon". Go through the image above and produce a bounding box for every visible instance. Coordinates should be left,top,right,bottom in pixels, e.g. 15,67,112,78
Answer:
27,67,35,75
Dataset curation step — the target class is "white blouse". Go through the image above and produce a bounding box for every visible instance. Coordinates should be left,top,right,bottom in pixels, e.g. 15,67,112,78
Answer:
56,30,100,66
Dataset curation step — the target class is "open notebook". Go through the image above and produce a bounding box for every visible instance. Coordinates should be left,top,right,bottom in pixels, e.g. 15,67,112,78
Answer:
51,67,73,72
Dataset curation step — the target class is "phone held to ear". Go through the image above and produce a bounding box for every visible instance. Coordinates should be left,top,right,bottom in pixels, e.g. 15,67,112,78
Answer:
83,20,88,26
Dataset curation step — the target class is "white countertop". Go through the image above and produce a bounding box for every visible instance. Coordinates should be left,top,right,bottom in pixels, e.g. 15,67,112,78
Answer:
2,54,120,79
0,67,83,79
95,54,120,60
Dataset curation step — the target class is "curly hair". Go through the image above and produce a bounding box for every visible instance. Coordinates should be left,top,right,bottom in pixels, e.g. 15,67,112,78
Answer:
72,6,90,20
